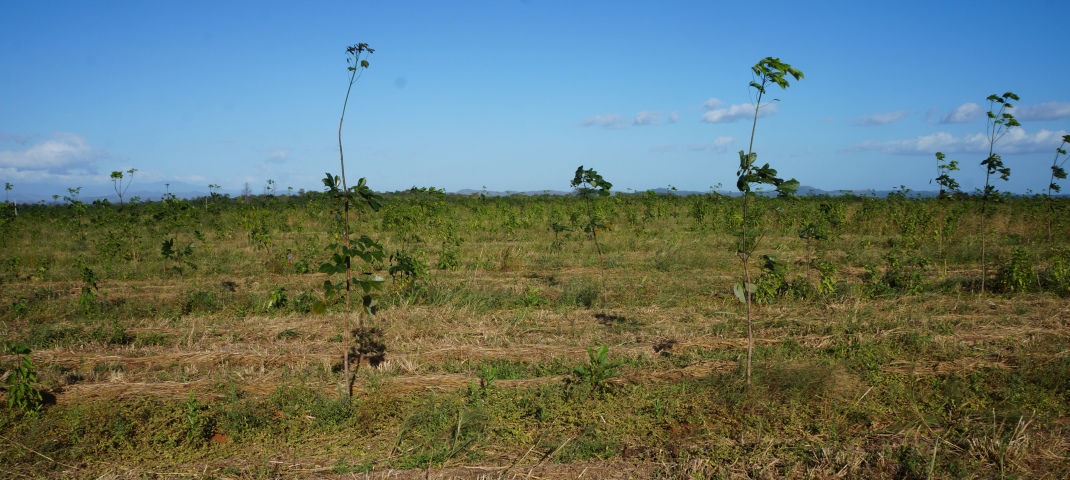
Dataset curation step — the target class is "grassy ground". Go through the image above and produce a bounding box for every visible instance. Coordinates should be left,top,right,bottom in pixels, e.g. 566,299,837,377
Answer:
1,191,1068,478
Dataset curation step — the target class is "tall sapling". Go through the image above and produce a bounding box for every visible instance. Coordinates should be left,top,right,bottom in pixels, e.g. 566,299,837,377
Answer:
979,92,1020,293
933,152,961,199
4,182,15,217
733,57,802,385
111,168,137,207
571,165,613,305
314,42,385,397
1045,134,1070,244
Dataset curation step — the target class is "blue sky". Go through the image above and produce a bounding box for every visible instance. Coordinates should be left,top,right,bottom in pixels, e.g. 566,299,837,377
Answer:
2,0,1069,201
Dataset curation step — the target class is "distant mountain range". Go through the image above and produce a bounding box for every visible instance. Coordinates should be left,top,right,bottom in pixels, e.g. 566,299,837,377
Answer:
455,186,949,198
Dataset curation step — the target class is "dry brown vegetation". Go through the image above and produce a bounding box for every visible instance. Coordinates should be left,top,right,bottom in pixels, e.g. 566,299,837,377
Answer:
1,191,1069,478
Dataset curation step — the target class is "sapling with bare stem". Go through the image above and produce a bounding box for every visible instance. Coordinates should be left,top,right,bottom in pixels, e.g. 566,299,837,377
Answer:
571,166,613,305
1045,134,1070,245
111,168,137,207
979,92,1020,293
932,152,962,276
313,42,385,397
732,57,802,385
207,184,221,208
933,152,961,199
4,183,15,217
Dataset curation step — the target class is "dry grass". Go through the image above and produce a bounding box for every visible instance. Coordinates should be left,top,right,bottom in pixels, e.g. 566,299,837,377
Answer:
2,195,1069,478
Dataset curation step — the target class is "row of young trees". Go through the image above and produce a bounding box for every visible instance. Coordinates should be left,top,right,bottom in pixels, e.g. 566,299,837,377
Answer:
562,58,1068,385
5,47,1064,393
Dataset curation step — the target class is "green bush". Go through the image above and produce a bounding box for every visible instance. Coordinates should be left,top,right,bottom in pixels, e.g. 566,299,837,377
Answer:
996,247,1036,293
562,278,599,308
3,342,42,414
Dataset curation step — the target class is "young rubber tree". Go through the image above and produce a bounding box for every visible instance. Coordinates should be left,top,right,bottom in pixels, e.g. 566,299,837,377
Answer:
313,42,385,397
111,168,137,207
933,152,961,199
979,92,1020,293
207,183,221,208
571,165,613,305
733,57,802,385
931,152,962,276
4,183,14,217
1046,134,1070,244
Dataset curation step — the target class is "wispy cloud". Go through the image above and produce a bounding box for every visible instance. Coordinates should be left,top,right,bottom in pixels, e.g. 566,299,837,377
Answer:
701,101,772,124
633,111,679,126
264,149,290,164
688,136,736,153
851,111,909,126
703,98,724,109
634,111,661,126
1016,102,1070,121
0,132,105,174
937,102,983,124
841,128,1068,155
579,114,628,129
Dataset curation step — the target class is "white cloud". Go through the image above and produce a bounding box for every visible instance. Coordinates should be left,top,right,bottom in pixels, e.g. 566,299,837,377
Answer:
0,132,105,174
264,149,290,164
1015,102,1070,121
938,103,983,124
579,114,627,129
841,128,1068,155
701,103,772,123
634,111,662,126
633,111,679,126
703,98,724,109
852,111,909,126
688,136,736,153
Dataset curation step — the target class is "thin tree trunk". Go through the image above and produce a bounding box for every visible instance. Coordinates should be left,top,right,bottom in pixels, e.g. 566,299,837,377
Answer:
741,193,753,385
339,70,355,397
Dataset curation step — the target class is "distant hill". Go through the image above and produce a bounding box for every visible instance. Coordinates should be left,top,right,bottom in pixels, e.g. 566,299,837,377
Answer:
453,186,947,198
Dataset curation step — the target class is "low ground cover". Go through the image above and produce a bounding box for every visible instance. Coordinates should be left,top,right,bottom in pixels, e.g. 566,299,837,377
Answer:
1,192,1068,478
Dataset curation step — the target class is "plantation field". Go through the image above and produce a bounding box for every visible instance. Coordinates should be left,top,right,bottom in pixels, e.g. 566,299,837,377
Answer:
1,191,1069,478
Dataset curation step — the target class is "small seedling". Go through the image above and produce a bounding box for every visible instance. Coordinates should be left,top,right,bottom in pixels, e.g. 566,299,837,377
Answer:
798,222,828,282
4,342,42,414
266,286,288,309
567,345,622,398
79,265,100,315
161,237,197,275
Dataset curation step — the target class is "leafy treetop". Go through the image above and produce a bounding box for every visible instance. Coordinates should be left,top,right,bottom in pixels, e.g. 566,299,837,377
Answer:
571,166,613,197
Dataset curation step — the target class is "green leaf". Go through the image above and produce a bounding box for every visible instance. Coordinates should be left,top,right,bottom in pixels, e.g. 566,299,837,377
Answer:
311,301,327,315
733,283,747,304
3,341,31,355
776,178,800,198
